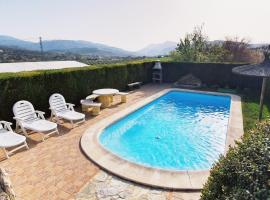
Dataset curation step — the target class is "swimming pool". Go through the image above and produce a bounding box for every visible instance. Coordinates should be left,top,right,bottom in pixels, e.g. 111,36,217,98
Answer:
99,90,231,171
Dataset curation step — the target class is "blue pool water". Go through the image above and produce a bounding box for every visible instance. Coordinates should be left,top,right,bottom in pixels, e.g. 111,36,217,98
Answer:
100,91,231,170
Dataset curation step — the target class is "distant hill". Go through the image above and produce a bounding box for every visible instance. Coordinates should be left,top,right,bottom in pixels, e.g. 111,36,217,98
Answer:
136,41,177,56
0,35,133,57
0,45,79,63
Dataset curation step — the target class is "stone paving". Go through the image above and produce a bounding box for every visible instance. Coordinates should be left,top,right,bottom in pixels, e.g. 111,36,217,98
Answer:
0,84,200,200
76,171,200,200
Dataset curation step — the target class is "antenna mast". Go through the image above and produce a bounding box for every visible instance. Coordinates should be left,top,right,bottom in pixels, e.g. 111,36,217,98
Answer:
39,36,44,54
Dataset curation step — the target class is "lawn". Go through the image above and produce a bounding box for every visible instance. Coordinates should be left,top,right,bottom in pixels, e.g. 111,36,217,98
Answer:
240,90,270,131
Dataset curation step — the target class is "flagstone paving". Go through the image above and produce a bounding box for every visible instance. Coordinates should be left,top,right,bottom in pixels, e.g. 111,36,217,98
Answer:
0,84,200,200
76,171,200,200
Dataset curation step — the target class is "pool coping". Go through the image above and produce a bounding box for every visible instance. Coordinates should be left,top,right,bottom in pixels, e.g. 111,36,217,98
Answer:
80,88,244,190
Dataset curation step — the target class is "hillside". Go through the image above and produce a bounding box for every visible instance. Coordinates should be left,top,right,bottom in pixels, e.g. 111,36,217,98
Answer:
136,41,177,56
0,35,133,57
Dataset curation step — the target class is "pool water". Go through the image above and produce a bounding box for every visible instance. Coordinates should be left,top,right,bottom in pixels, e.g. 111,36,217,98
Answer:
100,91,231,170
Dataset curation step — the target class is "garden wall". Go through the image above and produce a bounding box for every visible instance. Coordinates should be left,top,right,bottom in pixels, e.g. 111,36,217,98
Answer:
0,61,262,122
162,62,262,89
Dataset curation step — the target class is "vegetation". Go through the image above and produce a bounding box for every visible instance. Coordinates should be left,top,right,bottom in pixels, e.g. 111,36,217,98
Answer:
201,119,270,200
241,91,270,131
170,25,263,63
223,37,263,63
0,45,153,65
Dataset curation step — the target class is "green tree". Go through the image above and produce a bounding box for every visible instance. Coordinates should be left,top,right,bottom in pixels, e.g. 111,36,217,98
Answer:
170,25,228,62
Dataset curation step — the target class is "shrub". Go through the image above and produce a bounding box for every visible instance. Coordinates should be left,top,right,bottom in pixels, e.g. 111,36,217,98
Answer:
201,121,270,200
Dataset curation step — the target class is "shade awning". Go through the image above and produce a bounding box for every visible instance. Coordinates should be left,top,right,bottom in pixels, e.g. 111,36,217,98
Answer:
232,54,270,78
232,51,270,121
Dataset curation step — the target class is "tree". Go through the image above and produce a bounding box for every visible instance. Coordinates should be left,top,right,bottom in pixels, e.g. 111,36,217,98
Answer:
170,25,228,62
223,37,263,63
175,25,208,62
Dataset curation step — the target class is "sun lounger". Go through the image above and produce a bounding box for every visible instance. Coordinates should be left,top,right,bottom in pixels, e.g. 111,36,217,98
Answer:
49,93,85,128
0,121,29,158
13,101,59,141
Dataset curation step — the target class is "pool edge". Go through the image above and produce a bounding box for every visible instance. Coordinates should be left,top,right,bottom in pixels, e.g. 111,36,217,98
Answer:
80,88,244,190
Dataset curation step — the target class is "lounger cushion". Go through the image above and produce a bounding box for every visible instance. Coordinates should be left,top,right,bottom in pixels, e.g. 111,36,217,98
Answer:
57,110,85,121
0,130,26,148
22,119,57,132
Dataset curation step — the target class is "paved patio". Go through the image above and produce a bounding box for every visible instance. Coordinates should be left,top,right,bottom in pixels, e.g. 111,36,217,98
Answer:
0,84,200,200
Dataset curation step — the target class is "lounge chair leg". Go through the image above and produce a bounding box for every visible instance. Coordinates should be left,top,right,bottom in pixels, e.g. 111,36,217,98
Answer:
42,134,45,142
21,127,29,138
15,122,19,132
3,148,9,159
56,128,59,135
25,141,29,150
71,121,74,129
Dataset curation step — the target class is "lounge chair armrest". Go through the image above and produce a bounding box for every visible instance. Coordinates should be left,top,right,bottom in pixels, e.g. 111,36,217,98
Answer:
35,110,45,119
0,121,12,126
66,103,75,111
13,116,24,121
0,121,13,131
13,116,24,123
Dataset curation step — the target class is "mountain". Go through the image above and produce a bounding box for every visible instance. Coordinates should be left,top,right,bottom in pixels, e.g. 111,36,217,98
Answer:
136,41,177,56
0,35,38,50
0,35,133,57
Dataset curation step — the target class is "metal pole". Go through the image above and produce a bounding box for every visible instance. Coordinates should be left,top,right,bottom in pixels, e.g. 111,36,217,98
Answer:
259,77,267,121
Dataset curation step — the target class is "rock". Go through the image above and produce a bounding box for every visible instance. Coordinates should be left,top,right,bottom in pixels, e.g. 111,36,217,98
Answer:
173,74,202,89
0,192,10,200
94,171,108,182
0,168,14,200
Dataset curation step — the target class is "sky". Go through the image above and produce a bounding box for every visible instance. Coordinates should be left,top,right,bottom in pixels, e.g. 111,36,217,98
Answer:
0,0,269,51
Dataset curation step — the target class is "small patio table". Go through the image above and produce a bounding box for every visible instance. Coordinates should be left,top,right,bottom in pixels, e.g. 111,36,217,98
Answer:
93,88,119,108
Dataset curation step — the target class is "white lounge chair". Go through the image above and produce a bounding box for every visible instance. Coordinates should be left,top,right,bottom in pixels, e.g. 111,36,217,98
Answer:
13,101,59,141
49,93,85,128
0,121,29,159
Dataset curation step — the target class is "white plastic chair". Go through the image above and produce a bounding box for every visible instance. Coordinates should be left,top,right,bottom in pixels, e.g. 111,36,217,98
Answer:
13,100,59,141
49,93,85,128
0,121,29,159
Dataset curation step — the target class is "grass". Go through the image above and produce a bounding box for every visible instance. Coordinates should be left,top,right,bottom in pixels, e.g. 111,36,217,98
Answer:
240,90,270,132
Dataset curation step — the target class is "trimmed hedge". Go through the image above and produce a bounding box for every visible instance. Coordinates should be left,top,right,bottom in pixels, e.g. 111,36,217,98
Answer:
0,62,153,121
201,121,270,200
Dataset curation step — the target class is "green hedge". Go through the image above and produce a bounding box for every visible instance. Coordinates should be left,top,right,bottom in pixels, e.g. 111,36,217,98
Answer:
0,62,153,121
201,121,270,200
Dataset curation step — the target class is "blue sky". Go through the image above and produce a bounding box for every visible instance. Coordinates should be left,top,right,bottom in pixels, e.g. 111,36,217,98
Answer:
0,0,269,51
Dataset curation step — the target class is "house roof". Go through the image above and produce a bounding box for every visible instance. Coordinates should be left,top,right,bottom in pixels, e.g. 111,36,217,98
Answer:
0,61,88,73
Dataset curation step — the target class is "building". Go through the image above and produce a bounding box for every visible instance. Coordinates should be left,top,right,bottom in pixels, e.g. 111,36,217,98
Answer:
0,61,88,73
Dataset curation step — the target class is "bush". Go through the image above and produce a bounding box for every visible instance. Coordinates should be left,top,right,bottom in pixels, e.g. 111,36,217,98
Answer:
0,62,153,121
201,121,270,200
